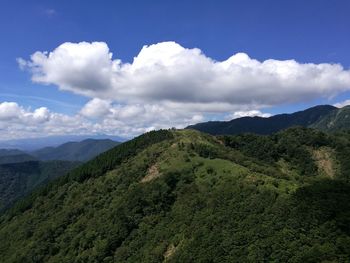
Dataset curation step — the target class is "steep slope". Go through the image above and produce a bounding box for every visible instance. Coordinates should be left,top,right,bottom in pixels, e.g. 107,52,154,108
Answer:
0,160,79,212
187,105,337,135
0,129,349,262
32,139,120,162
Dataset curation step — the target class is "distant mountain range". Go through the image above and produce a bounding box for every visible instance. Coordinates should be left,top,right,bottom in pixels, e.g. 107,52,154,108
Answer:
0,134,125,151
31,139,120,162
0,153,37,165
0,138,121,212
0,138,121,163
187,105,350,135
0,149,38,164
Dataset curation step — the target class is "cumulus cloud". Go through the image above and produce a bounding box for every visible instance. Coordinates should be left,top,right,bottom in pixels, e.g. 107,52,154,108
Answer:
80,98,111,118
0,102,22,120
11,41,350,139
19,41,350,109
0,100,204,140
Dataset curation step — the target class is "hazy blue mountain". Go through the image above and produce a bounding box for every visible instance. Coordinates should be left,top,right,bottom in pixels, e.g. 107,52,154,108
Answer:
0,153,37,165
0,134,126,151
31,139,120,162
0,149,26,157
0,149,37,165
187,105,338,135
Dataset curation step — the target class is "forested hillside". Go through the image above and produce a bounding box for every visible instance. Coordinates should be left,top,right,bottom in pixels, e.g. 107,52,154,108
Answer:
0,128,349,262
0,160,79,212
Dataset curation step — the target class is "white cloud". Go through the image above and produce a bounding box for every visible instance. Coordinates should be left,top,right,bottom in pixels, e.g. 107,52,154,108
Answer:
0,102,86,140
9,41,350,139
334,99,350,108
80,98,111,118
0,102,22,120
0,100,204,140
227,110,272,120
19,42,119,98
19,41,350,109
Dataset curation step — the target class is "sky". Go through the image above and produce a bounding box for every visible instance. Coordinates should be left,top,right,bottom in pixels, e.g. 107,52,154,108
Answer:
1,0,350,140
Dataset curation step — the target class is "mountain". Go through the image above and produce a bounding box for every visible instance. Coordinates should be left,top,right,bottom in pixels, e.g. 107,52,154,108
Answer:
0,135,126,151
187,105,339,135
0,149,26,157
0,139,119,211
31,139,120,162
0,128,349,262
0,148,37,165
0,153,37,165
0,160,79,212
311,105,350,131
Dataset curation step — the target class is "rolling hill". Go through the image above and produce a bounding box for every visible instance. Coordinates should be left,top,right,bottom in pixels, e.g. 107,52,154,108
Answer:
0,128,349,262
187,105,345,135
31,139,120,162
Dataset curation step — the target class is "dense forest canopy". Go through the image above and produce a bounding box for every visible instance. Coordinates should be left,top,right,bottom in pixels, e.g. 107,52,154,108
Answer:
0,128,349,262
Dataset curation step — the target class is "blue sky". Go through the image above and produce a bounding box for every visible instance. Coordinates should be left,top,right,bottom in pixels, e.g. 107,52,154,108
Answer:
1,0,350,139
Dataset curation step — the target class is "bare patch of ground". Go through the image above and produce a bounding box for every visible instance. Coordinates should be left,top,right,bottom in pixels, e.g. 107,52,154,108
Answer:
141,164,161,183
163,243,177,261
214,137,224,145
171,143,177,148
312,147,336,178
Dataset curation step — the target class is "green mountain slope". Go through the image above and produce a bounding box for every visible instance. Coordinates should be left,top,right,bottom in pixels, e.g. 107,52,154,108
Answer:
32,139,120,162
187,105,339,135
0,129,349,262
0,160,79,212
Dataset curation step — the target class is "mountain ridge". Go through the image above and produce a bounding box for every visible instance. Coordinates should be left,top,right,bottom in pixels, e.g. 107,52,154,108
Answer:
187,104,342,135
31,138,120,162
0,134,125,151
